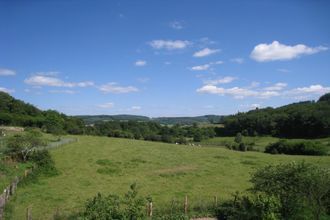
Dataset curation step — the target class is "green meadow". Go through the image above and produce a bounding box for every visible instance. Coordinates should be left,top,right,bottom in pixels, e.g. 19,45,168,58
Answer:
6,135,330,219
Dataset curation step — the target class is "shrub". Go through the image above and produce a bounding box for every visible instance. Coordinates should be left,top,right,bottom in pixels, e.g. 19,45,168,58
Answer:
251,162,330,220
216,192,281,220
81,183,146,219
265,140,328,155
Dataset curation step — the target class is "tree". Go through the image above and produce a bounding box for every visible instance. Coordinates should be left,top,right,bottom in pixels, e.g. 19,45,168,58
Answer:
234,132,242,144
6,130,45,162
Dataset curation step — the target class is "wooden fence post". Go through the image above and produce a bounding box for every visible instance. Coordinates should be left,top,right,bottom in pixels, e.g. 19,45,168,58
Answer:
184,195,188,215
146,201,153,217
26,206,32,220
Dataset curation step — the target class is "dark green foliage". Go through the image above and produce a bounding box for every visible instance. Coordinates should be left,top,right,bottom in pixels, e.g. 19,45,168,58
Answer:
82,183,145,220
265,140,328,155
216,193,281,220
318,93,330,103
5,130,46,161
19,150,58,186
77,114,225,125
251,162,330,220
0,92,85,135
234,132,242,144
87,120,216,144
223,94,330,138
29,150,58,176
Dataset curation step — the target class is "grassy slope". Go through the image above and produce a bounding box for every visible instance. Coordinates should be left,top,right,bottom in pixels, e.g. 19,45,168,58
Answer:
7,135,330,219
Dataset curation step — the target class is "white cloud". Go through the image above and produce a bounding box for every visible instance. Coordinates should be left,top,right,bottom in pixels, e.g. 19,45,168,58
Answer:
190,60,223,71
169,21,184,30
99,83,139,94
0,87,14,93
193,48,220,57
197,85,281,99
164,61,171,65
98,102,114,109
288,84,330,96
248,81,260,88
204,76,237,85
135,60,147,66
191,64,210,71
24,75,94,88
250,41,328,62
230,58,244,64
0,68,16,76
49,90,77,94
149,40,190,50
264,82,287,91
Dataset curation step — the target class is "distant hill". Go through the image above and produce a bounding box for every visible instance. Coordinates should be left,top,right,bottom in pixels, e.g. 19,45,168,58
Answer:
153,115,224,125
75,114,224,125
76,114,150,125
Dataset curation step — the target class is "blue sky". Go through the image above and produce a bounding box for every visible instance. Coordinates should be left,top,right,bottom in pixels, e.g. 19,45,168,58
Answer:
1,0,330,117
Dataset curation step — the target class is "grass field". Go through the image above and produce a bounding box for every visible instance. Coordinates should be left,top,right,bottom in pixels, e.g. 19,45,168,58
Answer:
5,135,330,219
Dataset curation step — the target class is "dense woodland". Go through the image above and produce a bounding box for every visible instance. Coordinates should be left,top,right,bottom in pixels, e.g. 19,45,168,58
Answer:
1,91,330,140
218,93,330,138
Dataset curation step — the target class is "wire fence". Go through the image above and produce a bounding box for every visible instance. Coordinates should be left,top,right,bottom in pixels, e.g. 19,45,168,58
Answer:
0,137,78,219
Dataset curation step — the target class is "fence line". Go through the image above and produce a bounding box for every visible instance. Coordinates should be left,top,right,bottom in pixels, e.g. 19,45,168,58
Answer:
0,137,78,220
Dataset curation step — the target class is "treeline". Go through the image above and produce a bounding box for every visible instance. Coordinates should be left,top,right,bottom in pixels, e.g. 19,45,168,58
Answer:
77,114,224,125
85,121,216,143
217,93,330,138
0,92,85,135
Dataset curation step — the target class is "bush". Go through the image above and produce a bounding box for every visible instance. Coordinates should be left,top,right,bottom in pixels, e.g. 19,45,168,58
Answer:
216,192,281,220
29,150,58,176
82,183,146,219
265,140,328,155
251,162,330,219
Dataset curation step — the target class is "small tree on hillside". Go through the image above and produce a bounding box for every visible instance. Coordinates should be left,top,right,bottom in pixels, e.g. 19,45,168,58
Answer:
6,130,45,162
234,132,243,144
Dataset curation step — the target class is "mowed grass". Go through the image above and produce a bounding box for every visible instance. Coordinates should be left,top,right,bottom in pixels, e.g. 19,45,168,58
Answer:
7,135,330,219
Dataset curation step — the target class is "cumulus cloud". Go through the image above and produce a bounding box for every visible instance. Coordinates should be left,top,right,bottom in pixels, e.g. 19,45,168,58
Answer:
99,83,139,94
203,76,237,85
135,60,147,66
149,40,190,50
191,64,210,71
98,102,114,109
287,84,330,96
264,82,287,91
24,75,94,88
250,41,328,62
169,21,184,30
197,80,330,100
190,60,223,71
197,84,281,99
0,86,14,93
0,68,16,76
193,48,220,57
49,90,77,94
